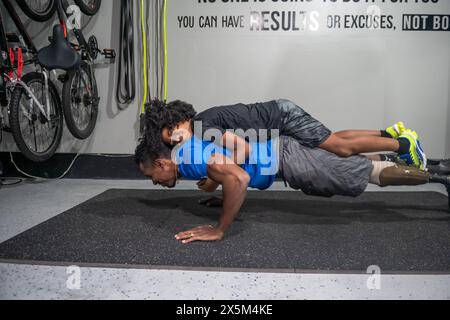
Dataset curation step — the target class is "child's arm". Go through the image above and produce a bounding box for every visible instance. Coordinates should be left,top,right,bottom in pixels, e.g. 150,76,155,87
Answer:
221,131,251,164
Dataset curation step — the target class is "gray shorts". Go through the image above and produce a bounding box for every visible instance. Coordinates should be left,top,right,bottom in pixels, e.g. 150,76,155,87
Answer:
276,99,332,149
278,136,374,197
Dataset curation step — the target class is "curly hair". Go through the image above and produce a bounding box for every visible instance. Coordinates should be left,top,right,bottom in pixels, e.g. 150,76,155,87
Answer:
134,137,171,167
134,138,150,166
144,99,196,137
144,99,196,160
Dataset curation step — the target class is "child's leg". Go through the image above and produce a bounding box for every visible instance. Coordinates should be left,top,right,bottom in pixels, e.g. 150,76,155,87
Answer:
334,130,382,139
275,100,412,160
320,133,401,158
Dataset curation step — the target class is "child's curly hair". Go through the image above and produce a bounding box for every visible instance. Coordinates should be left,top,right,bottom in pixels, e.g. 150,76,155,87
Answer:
143,99,197,160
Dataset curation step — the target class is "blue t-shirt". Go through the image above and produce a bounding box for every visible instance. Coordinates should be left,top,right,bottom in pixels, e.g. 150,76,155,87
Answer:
175,137,278,190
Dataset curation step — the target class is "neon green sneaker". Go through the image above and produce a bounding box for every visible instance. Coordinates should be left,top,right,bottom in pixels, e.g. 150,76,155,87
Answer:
385,121,405,139
397,130,427,170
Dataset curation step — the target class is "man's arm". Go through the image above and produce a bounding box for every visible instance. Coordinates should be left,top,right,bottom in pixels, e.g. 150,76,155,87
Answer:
207,154,250,233
175,154,250,243
197,177,220,193
194,131,249,194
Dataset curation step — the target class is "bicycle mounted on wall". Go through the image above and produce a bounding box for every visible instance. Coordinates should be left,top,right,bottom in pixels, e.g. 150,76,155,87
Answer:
16,0,102,22
0,0,114,162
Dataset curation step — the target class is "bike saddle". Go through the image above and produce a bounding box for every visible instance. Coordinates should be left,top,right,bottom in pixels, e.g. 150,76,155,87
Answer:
37,25,81,71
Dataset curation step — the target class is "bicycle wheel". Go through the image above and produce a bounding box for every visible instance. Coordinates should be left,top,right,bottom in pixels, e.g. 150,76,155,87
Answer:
16,0,55,22
74,0,101,16
9,72,63,162
62,63,99,140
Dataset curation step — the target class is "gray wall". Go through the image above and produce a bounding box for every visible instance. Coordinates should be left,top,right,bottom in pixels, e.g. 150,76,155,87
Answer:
1,0,449,158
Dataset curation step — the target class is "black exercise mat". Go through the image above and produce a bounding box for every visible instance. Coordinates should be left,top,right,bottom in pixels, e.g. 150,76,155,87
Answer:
0,190,449,273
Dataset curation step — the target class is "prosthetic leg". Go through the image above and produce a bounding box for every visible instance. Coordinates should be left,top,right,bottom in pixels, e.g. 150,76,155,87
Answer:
377,164,450,212
373,156,450,175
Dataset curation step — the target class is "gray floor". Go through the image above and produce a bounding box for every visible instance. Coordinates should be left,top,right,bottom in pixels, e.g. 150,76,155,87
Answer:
0,179,449,300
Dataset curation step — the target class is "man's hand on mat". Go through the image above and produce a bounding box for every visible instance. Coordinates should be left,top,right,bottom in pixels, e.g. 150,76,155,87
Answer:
198,196,223,207
175,225,224,243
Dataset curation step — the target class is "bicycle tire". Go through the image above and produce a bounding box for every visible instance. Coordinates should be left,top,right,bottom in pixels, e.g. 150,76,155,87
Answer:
74,0,101,16
62,63,99,140
16,0,56,22
9,72,63,162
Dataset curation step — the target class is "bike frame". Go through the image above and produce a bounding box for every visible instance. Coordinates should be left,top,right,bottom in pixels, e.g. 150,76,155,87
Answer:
0,0,37,55
0,0,52,121
0,8,8,107
57,0,90,55
1,0,112,128
56,0,98,102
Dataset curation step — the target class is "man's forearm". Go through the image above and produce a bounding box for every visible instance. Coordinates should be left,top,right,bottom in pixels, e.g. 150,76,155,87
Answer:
206,154,250,234
216,175,249,232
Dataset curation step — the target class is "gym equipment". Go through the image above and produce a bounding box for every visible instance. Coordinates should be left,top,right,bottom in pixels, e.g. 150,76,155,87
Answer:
1,0,112,159
9,72,64,162
56,0,115,140
74,0,101,16
0,190,448,272
139,0,149,135
134,0,168,135
116,0,135,106
1,0,65,162
163,0,167,101
16,0,102,22
16,0,55,22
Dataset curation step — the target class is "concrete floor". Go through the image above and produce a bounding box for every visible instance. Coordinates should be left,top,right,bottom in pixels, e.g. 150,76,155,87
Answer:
0,179,449,300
